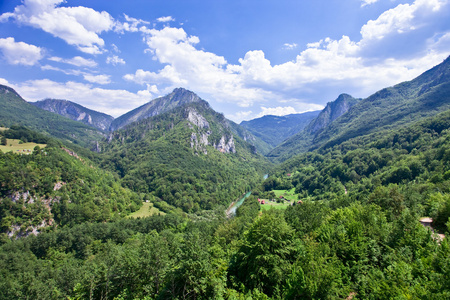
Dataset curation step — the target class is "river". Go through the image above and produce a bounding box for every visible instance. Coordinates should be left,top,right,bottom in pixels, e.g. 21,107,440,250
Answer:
226,174,268,217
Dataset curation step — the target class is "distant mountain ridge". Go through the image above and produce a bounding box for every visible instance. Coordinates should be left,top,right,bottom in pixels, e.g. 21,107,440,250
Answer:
109,88,203,131
31,99,114,131
268,55,450,161
240,111,320,148
0,84,104,148
268,93,360,160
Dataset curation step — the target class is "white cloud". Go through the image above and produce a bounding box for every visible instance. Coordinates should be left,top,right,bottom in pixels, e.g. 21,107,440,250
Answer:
0,78,10,85
83,74,111,85
123,0,450,120
115,14,150,33
106,55,126,65
360,0,446,41
0,37,43,65
49,56,97,67
10,79,150,117
283,43,298,50
157,16,174,23
361,0,379,8
1,0,115,54
258,106,299,117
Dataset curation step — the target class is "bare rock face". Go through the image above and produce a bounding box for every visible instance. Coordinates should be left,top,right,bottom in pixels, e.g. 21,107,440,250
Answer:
214,136,236,153
187,107,236,154
187,107,210,129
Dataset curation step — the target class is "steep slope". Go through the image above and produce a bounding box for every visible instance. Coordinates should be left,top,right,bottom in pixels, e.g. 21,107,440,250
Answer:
100,95,271,212
110,88,202,131
0,85,104,148
31,99,113,131
240,111,320,148
268,93,360,161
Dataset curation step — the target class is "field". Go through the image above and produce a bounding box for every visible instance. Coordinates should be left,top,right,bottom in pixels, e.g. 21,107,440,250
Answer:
0,138,47,154
127,202,165,218
272,188,298,201
260,201,291,211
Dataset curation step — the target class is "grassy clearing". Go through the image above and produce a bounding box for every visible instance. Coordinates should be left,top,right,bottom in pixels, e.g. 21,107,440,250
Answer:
0,138,47,154
260,201,291,211
128,202,165,218
273,188,298,201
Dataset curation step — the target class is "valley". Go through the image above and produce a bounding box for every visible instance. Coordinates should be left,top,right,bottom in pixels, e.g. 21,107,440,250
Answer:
0,57,450,299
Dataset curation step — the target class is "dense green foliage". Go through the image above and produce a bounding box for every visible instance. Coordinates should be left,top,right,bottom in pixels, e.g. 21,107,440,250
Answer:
0,139,141,239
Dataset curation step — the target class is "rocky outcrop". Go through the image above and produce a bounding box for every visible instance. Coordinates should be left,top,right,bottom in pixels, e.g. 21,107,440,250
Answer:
6,190,58,238
187,107,236,154
214,136,236,153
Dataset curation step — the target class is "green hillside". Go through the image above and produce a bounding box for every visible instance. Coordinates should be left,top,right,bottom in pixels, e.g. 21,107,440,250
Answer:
0,85,104,148
0,127,142,239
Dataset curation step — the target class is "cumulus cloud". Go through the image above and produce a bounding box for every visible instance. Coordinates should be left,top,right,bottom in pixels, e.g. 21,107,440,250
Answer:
83,74,111,85
10,79,150,117
0,37,43,65
361,0,379,7
106,55,126,65
258,106,299,117
157,16,175,23
49,56,97,67
1,0,115,54
283,43,298,50
123,0,449,121
115,14,150,33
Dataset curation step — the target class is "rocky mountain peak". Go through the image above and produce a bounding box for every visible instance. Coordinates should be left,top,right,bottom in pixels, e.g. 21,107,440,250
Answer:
0,84,23,99
307,93,360,135
109,87,206,131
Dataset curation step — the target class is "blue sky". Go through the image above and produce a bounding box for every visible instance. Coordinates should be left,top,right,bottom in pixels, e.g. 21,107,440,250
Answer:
0,0,449,122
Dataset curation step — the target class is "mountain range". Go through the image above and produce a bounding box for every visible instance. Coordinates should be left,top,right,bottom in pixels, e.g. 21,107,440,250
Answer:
240,111,320,148
31,99,114,131
1,55,450,300
267,56,450,161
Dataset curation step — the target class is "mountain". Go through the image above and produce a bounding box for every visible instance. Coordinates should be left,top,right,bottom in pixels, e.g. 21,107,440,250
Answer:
100,90,271,212
269,56,450,161
240,111,321,148
31,99,114,131
268,93,360,160
305,94,360,135
0,85,104,148
109,88,202,131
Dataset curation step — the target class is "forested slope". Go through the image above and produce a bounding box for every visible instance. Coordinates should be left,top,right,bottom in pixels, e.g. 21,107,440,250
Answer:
0,127,141,239
100,100,271,212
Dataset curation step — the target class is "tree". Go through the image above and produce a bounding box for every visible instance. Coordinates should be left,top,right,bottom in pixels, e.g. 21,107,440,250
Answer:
1,136,6,146
230,210,297,297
